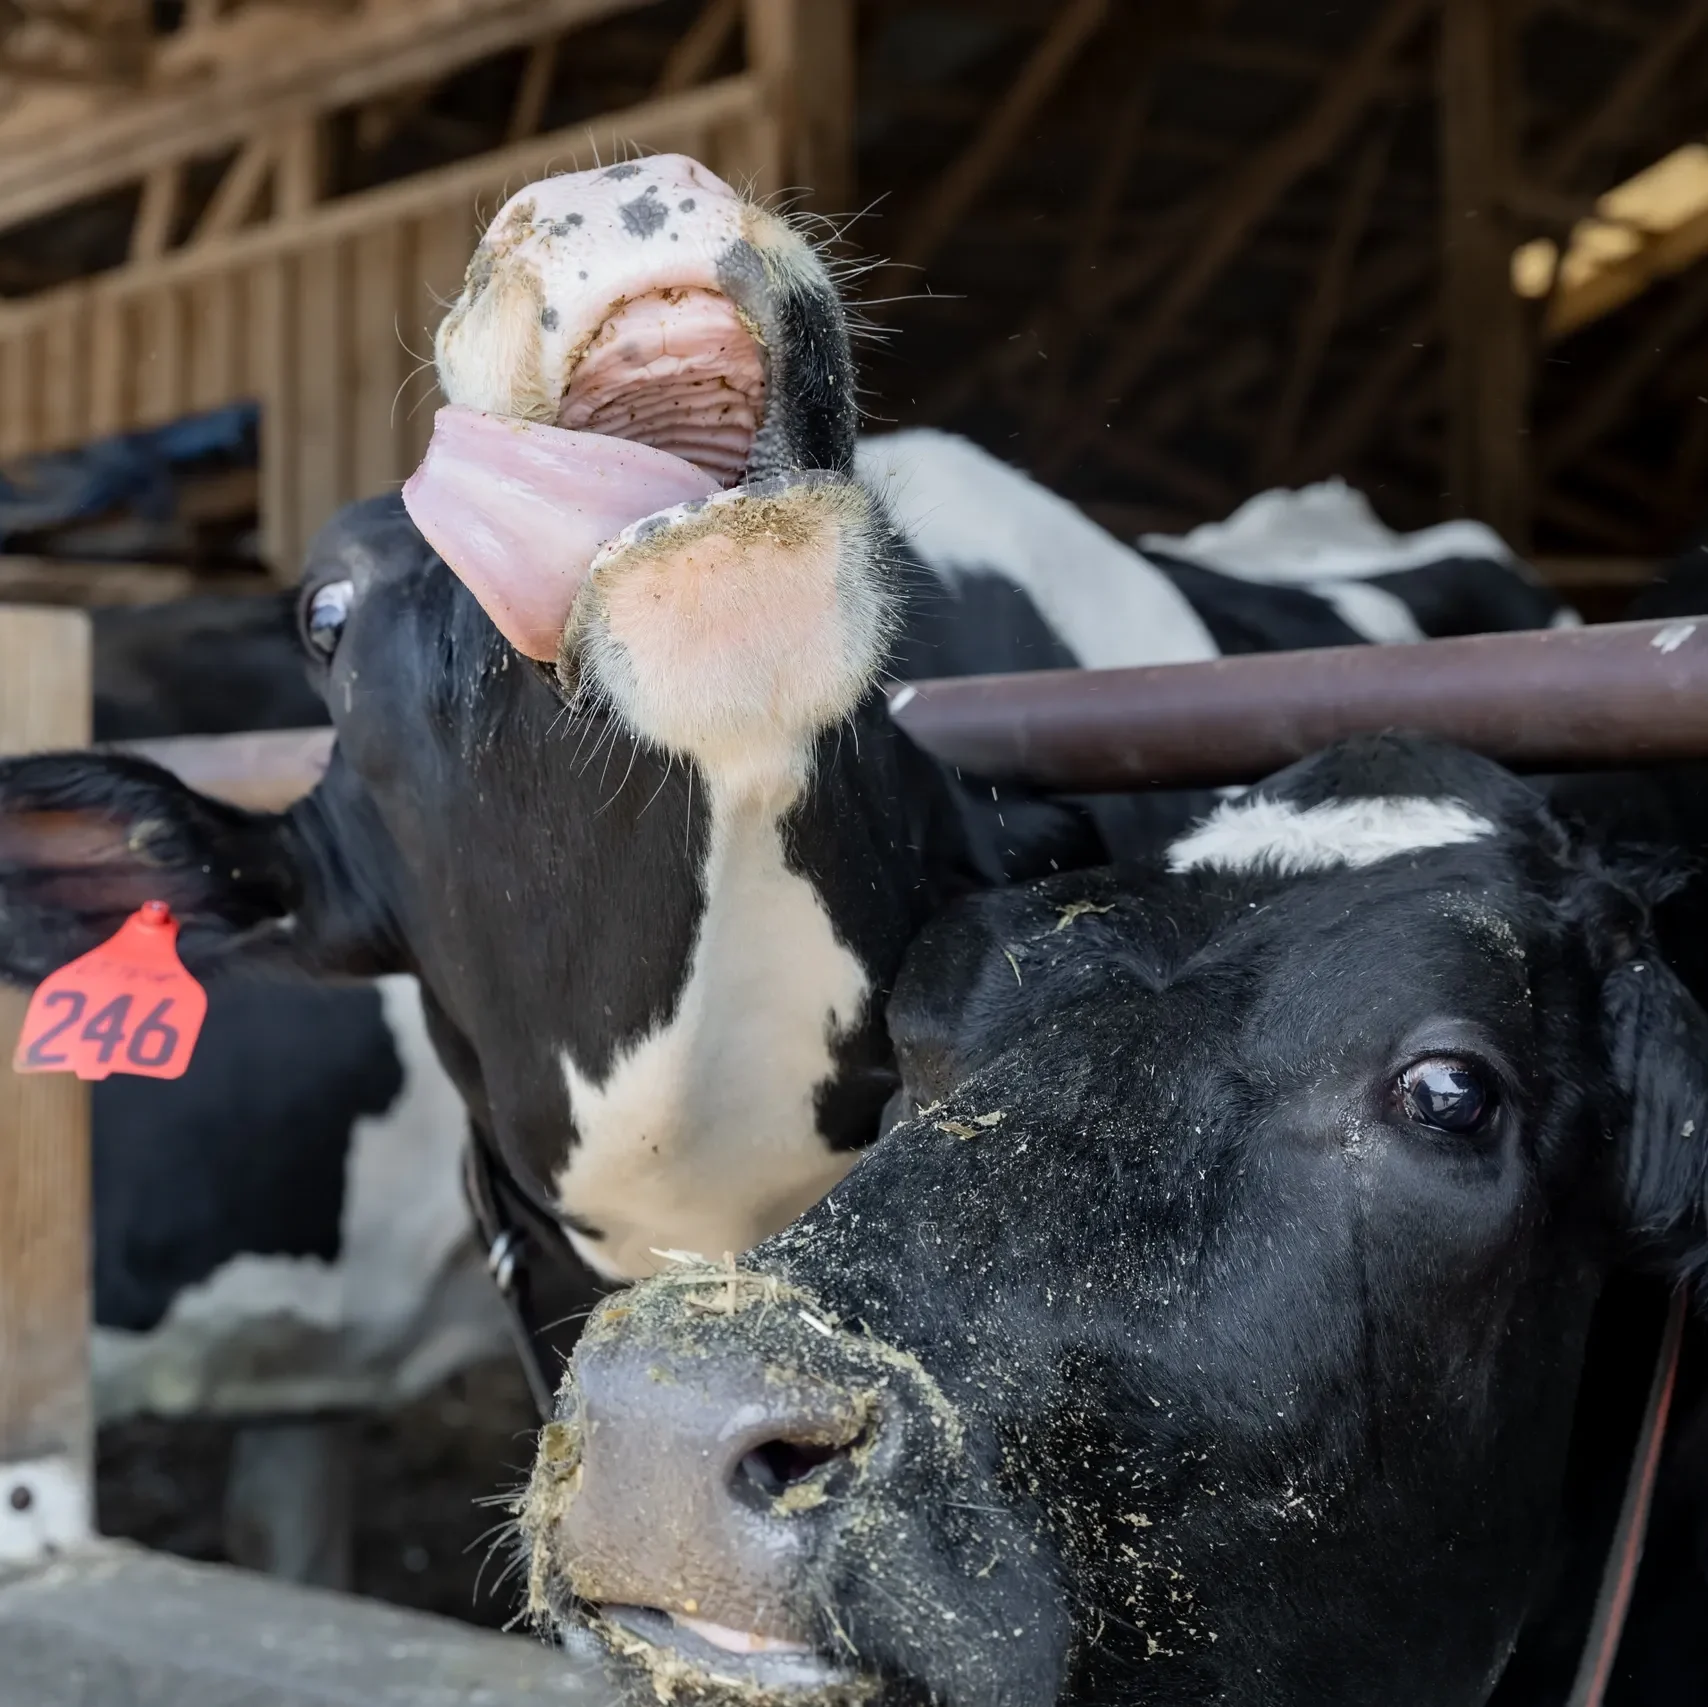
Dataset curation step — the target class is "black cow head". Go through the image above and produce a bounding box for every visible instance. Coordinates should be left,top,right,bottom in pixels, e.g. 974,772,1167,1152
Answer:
521,735,1708,1707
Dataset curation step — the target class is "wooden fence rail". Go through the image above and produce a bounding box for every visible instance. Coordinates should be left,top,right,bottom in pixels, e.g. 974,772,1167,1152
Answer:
0,73,775,579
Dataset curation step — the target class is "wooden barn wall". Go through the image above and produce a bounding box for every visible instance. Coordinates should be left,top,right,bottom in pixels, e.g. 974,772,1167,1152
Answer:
0,73,776,575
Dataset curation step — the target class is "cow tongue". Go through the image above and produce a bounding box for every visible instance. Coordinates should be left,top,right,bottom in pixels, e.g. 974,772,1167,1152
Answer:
402,404,720,661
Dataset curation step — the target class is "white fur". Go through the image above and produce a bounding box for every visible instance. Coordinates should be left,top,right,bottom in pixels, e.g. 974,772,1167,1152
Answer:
92,977,508,1421
1143,480,1522,585
854,429,1220,669
1167,795,1496,878
557,773,867,1281
1309,579,1426,645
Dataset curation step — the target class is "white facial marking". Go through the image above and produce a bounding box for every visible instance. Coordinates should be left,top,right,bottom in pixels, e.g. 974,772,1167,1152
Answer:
854,429,1219,670
557,772,869,1282
1166,795,1496,877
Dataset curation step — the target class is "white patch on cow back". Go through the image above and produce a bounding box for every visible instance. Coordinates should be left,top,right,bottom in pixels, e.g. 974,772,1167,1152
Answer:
91,976,508,1422
1167,795,1496,878
557,774,868,1281
854,429,1218,669
1309,579,1426,644
1143,480,1520,584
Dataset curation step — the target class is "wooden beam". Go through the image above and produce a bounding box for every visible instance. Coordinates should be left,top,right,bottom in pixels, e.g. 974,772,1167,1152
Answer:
0,0,657,237
1257,126,1391,484
0,607,92,1565
867,0,1108,299
656,0,739,95
744,0,855,211
1543,0,1708,186
1039,0,1433,478
0,558,199,605
128,164,181,263
190,134,277,243
275,117,324,218
1440,0,1530,547
507,34,560,143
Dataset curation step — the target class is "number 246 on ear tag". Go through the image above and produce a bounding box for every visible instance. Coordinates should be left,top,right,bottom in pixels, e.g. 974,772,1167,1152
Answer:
12,901,207,1081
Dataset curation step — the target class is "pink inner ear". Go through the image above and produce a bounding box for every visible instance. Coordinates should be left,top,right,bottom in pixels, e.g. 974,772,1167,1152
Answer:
403,406,720,661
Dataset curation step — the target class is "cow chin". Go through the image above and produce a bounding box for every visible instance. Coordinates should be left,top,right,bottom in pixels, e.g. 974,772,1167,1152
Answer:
518,1268,1072,1707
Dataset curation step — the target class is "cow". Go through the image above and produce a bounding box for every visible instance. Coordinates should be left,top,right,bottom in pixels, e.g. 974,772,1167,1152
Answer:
519,733,1708,1707
76,598,506,1584
0,155,1570,1336
0,153,1642,1653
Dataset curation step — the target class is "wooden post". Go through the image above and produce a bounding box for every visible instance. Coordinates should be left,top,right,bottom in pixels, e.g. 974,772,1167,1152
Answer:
744,0,854,211
0,608,93,1565
1440,0,1531,549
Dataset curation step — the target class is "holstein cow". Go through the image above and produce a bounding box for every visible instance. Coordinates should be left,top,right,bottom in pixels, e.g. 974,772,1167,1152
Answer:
0,157,1615,1640
73,599,504,1583
523,734,1708,1707
0,155,1569,1328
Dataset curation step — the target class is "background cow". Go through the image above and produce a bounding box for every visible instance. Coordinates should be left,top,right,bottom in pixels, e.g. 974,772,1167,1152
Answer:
82,598,506,1585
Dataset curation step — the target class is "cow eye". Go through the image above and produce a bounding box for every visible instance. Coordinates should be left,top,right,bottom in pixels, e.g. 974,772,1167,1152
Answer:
303,579,354,658
1397,1057,1493,1135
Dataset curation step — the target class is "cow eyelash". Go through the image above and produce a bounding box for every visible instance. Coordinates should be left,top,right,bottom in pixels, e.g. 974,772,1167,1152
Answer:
1392,1055,1498,1138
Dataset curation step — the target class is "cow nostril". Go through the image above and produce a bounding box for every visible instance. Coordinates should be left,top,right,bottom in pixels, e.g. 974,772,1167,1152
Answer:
734,1436,851,1504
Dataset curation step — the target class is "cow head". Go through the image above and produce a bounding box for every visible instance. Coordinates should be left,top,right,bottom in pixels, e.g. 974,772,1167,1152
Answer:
0,157,985,1289
520,735,1708,1707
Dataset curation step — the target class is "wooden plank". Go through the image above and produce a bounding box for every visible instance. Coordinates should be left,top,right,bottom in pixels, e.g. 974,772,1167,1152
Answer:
0,77,765,336
0,0,660,236
275,118,324,219
1440,0,1530,546
253,256,301,581
351,221,407,497
38,299,88,454
294,238,348,552
869,0,1105,296
0,337,37,459
133,286,185,430
129,164,182,264
86,296,132,438
187,272,241,415
190,136,277,245
507,34,560,143
0,558,197,605
0,607,92,1545
403,205,474,470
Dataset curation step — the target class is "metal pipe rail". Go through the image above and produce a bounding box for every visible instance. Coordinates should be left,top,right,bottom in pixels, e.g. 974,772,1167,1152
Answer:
115,618,1708,809
886,617,1708,791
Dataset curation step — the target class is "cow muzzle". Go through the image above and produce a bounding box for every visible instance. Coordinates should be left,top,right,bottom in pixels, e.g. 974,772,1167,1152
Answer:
520,1264,967,1701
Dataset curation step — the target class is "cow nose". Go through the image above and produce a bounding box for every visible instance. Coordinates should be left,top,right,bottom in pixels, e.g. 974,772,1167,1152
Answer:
537,1326,879,1646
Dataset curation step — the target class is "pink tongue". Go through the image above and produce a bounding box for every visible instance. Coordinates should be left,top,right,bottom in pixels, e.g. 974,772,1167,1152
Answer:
402,405,719,661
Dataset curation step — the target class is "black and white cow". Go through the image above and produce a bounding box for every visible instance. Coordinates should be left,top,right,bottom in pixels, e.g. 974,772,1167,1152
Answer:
0,156,1571,1327
71,599,504,1582
523,732,1708,1707
0,154,1651,1665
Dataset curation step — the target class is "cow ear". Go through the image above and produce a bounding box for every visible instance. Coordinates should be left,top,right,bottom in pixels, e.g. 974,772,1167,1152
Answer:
1602,942,1708,1283
0,751,311,984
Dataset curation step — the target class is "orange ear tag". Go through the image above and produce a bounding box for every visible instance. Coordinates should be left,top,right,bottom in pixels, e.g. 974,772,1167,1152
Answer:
12,901,208,1081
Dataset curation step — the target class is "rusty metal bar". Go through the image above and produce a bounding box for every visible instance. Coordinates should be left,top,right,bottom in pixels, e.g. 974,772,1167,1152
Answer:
887,617,1708,791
